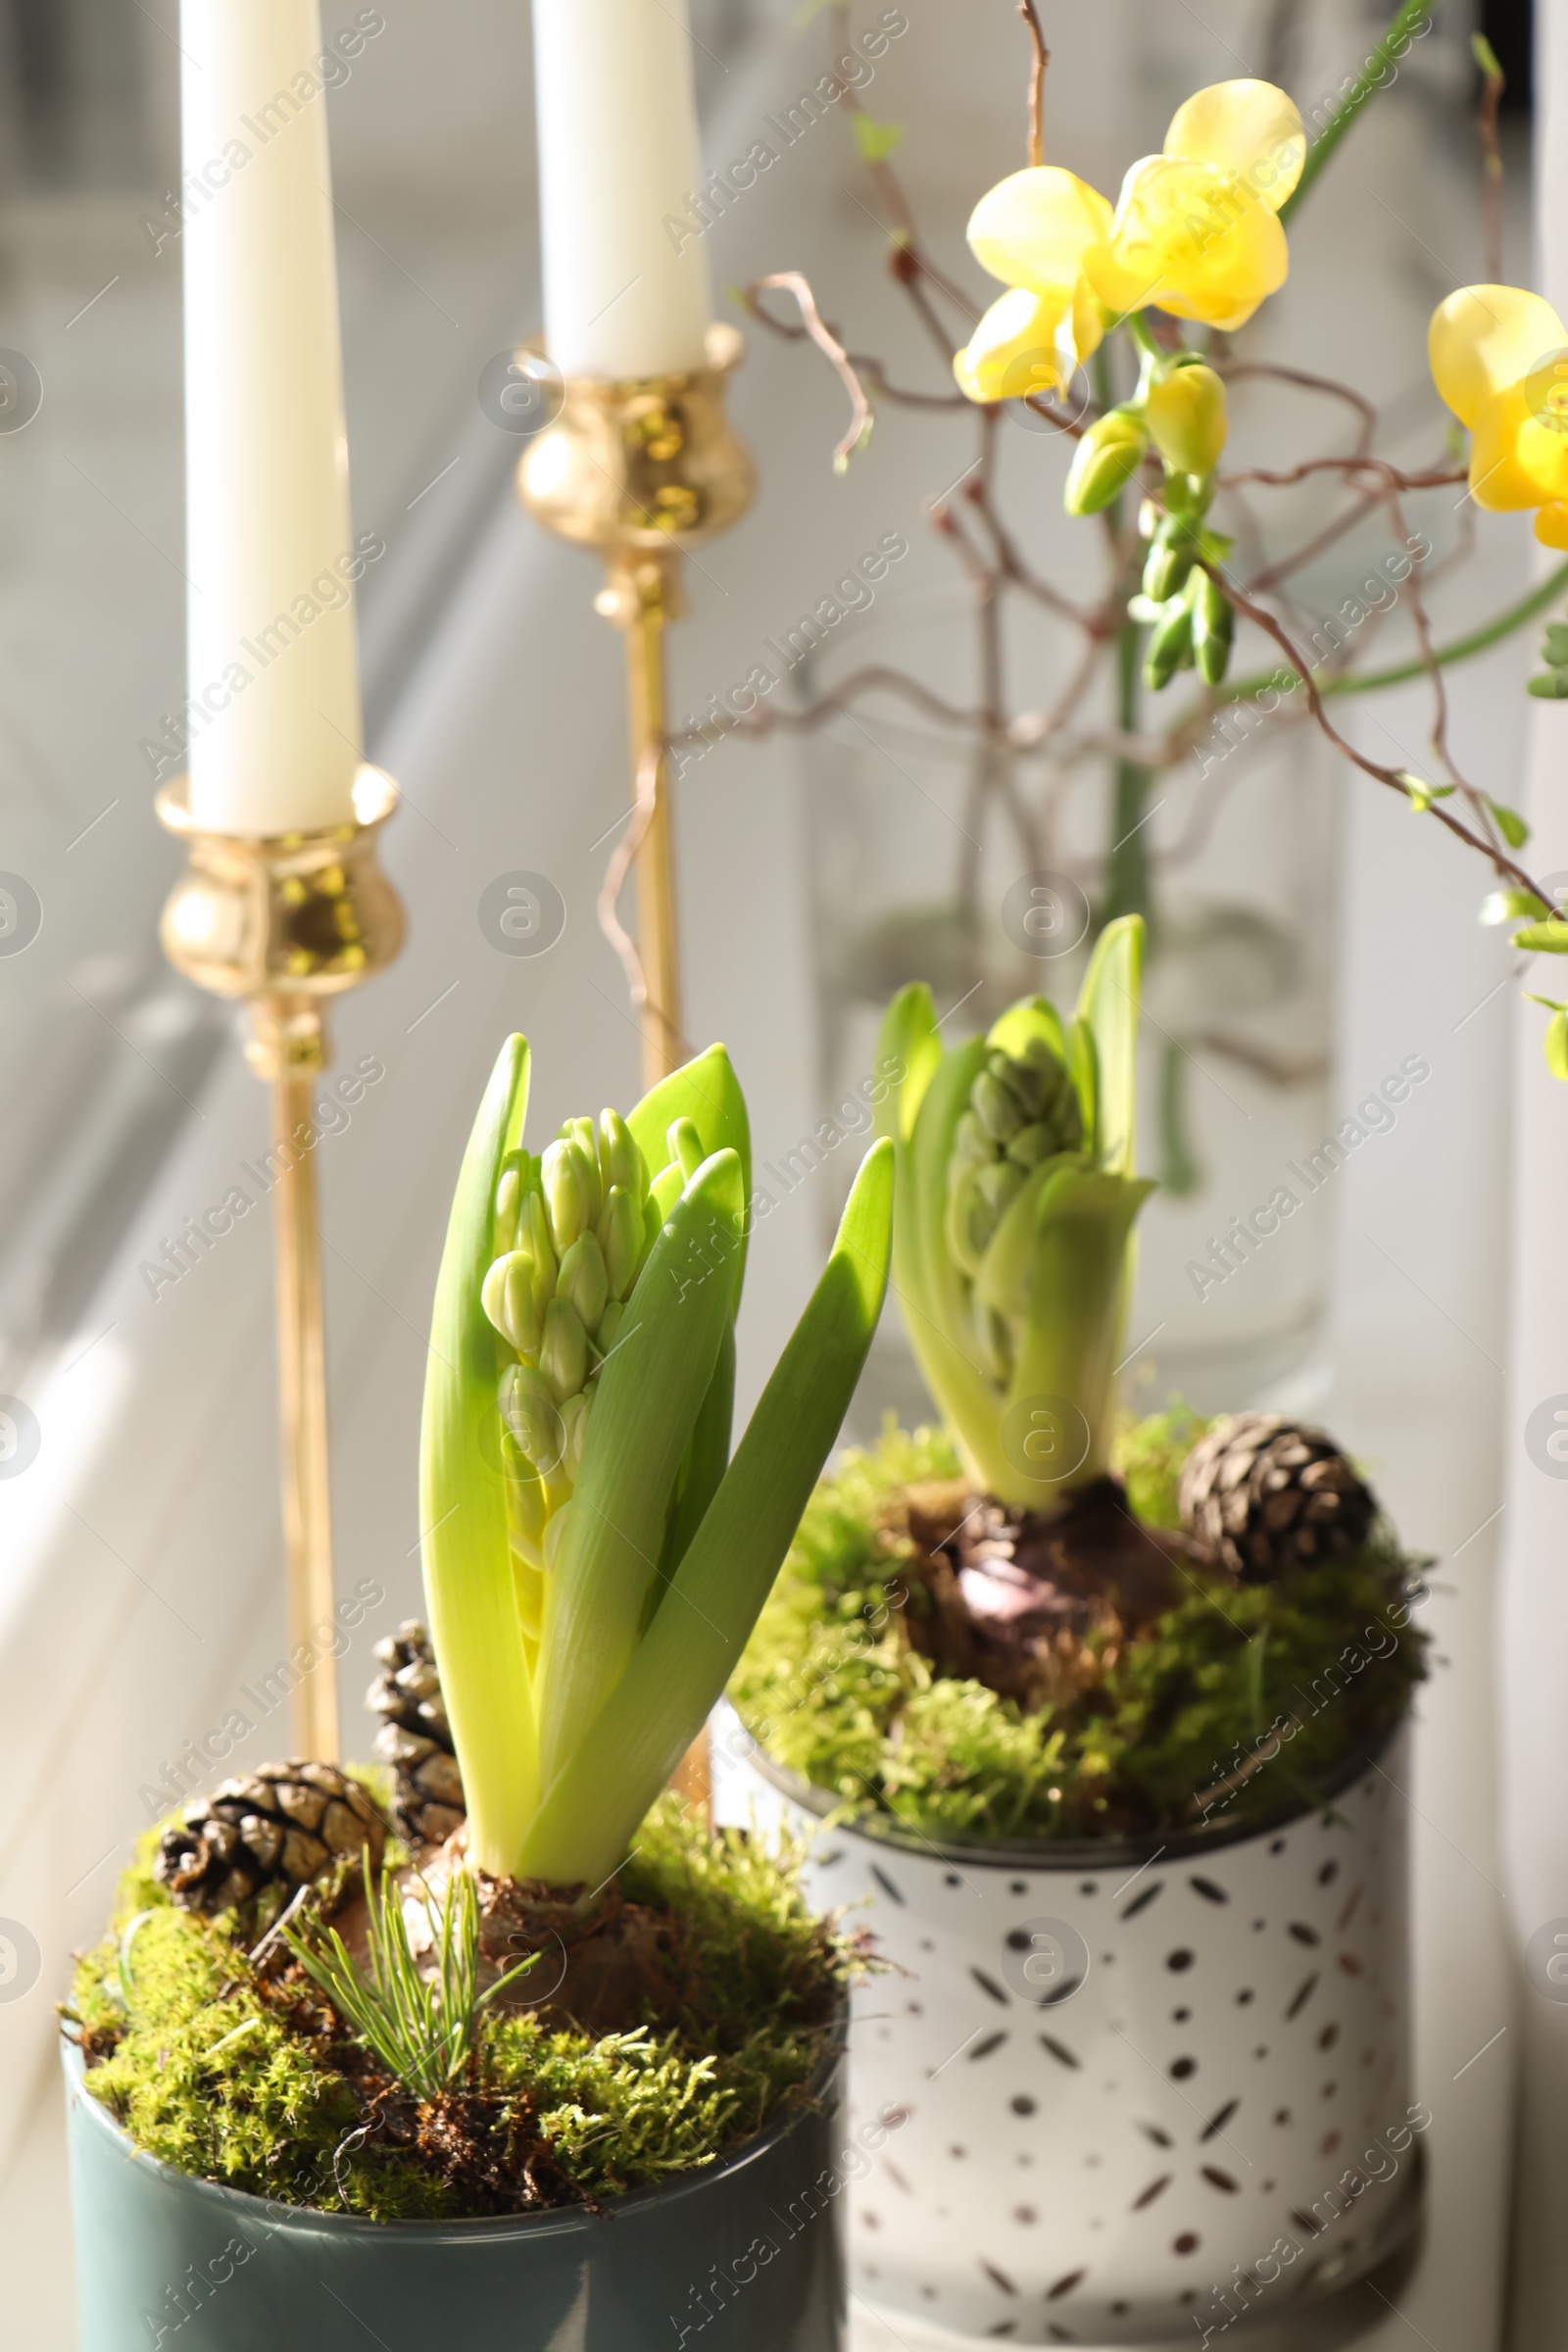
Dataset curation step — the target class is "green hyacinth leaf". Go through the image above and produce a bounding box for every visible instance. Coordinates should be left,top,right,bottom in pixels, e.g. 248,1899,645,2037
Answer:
904,1032,1015,1497
656,1320,737,1597
517,1140,895,1886
534,1147,747,1792
627,1045,752,1301
1075,914,1144,1177
419,1034,540,1877
874,982,944,1147
987,994,1069,1070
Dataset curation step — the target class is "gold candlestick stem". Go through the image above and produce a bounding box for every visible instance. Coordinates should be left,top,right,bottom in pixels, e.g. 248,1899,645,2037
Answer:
519,323,755,1096
158,770,406,1759
262,1010,338,1758
519,322,756,1802
616,557,682,1087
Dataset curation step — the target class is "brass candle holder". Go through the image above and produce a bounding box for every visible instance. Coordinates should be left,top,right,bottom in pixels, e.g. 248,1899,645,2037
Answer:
157,766,406,1760
517,319,756,1090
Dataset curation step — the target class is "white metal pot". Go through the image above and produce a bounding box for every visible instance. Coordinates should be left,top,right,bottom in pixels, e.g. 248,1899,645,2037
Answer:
713,1709,1420,2346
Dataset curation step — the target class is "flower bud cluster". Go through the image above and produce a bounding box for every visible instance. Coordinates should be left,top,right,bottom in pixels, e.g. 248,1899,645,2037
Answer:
481,1110,657,1573
1133,466,1235,691
944,1036,1084,1382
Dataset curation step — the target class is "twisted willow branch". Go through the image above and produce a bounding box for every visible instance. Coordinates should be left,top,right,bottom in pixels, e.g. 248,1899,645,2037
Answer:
654,0,1564,1118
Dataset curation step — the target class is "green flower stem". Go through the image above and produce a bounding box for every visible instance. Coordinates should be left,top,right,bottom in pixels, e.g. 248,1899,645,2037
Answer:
1091,332,1156,933
1104,619,1155,930
1121,310,1164,366
1215,557,1568,712
1280,0,1435,223
1158,1038,1201,1197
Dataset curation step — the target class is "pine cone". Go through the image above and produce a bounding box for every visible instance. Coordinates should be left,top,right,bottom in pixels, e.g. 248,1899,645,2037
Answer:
155,1761,387,1916
367,1621,466,1847
1178,1412,1377,1582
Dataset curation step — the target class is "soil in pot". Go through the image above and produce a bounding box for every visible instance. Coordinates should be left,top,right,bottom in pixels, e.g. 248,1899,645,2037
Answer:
728,1409,1429,1845
63,1791,854,2223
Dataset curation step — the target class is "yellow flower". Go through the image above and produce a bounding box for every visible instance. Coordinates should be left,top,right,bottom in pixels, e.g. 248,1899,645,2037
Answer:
1088,81,1305,330
955,169,1112,400
953,82,1304,407
954,284,1106,403
1430,284,1568,548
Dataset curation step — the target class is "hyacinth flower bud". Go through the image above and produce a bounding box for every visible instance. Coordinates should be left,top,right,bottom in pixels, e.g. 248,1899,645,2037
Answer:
599,1184,645,1301
975,1158,1025,1232
597,1108,644,1200
1064,407,1148,516
493,1150,529,1259
557,1231,609,1335
946,1156,1026,1276
1146,361,1228,476
1192,567,1235,684
1006,1121,1055,1169
944,1166,991,1277
649,1156,684,1220
543,1140,591,1254
594,1298,626,1358
1145,582,1197,689
559,1389,592,1479
481,1249,551,1359
950,1109,992,1168
539,1296,590,1402
500,1361,567,1475
1032,1047,1083,1152
667,1116,705,1182
515,1185,555,1280
506,1465,549,1566
972,1065,1025,1143
997,1048,1048,1121
564,1120,604,1223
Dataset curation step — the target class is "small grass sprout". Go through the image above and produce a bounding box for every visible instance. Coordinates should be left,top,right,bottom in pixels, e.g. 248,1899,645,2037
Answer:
281,1854,534,2103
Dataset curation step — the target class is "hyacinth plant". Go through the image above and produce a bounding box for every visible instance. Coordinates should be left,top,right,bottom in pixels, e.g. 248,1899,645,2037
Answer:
419,1033,894,1887
874,913,1149,1505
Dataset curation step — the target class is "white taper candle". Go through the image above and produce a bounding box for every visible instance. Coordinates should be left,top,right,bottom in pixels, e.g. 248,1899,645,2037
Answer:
180,0,363,834
532,0,713,379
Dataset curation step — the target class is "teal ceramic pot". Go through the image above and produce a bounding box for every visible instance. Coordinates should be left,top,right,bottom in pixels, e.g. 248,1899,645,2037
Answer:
64,2040,846,2351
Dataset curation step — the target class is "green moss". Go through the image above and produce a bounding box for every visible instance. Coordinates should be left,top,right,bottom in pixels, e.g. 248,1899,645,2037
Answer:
1113,1400,1210,1527
729,1415,1428,1844
67,1796,847,2222
69,1904,407,2211
1075,1534,1426,1825
488,2022,748,2201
